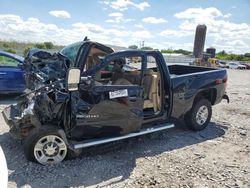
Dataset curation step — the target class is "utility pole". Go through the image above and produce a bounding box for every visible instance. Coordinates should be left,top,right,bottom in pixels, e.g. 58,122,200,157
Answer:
139,41,145,49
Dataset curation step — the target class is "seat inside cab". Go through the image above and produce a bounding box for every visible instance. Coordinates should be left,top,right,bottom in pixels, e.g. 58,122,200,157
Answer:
85,47,162,116
143,69,161,113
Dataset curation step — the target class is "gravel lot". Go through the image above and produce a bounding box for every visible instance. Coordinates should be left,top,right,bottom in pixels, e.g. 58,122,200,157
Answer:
0,69,249,188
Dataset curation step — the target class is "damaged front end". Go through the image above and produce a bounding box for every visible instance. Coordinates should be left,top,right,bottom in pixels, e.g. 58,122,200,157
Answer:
2,49,71,139
2,95,40,139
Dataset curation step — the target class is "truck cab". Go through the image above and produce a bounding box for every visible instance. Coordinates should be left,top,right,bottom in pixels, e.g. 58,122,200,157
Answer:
60,41,174,137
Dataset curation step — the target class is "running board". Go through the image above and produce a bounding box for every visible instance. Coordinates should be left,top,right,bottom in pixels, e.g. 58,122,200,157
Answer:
73,123,174,149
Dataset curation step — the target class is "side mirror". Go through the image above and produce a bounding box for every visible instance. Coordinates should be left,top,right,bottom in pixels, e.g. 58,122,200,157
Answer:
66,68,81,91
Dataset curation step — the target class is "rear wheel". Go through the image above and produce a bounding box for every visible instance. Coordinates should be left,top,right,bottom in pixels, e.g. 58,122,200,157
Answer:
24,127,68,165
184,99,212,131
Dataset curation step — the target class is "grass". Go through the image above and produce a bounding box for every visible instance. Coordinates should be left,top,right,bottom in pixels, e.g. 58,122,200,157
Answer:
0,40,64,56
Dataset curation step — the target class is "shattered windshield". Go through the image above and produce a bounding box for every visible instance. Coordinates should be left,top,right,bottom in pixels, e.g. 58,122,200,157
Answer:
60,41,83,65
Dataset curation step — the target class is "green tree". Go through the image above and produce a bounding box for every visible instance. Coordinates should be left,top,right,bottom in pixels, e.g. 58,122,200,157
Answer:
243,57,250,61
128,45,138,49
3,43,9,48
236,55,244,61
44,42,54,49
4,48,16,54
217,50,227,55
35,43,46,49
173,49,191,55
161,49,174,53
244,53,250,57
23,46,33,57
141,46,153,50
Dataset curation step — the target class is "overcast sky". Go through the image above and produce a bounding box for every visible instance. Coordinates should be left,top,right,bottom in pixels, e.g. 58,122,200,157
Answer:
0,0,249,53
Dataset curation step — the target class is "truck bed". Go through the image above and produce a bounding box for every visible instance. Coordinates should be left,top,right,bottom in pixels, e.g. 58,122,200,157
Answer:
168,64,217,76
168,64,227,119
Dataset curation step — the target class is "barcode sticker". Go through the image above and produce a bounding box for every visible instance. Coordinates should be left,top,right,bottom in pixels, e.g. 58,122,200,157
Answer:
109,89,128,99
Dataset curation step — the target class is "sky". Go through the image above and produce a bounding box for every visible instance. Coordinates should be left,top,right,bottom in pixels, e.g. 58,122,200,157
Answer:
0,0,250,54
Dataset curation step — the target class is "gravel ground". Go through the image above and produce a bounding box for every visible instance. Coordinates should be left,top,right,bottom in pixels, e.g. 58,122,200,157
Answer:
0,69,249,188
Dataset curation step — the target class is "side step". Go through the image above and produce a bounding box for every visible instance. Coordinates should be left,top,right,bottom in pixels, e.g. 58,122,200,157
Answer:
73,123,174,149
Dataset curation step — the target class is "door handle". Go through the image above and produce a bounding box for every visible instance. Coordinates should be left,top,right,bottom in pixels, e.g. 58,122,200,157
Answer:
0,72,6,75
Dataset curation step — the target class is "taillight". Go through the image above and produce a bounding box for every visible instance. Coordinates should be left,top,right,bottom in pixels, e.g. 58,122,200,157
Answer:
215,75,228,88
215,79,222,85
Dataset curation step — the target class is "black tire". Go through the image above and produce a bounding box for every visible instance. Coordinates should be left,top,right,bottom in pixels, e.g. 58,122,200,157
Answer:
24,126,68,164
184,99,212,131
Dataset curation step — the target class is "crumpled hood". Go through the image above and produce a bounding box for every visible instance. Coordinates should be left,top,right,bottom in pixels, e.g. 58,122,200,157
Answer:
24,48,71,90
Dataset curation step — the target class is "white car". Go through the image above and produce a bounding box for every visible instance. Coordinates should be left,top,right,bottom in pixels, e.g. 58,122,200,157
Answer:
218,62,229,68
238,64,246,69
228,62,246,69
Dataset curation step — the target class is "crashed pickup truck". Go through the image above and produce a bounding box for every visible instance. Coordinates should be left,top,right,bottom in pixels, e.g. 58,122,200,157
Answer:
2,40,229,165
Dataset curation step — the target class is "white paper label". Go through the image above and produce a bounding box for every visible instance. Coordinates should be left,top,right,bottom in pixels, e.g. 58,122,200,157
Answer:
109,89,128,99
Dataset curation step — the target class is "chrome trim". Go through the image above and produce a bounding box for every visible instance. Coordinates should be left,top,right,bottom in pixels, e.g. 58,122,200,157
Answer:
74,123,174,149
196,105,208,125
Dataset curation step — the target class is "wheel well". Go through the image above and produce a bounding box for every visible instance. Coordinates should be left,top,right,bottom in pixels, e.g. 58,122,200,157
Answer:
194,89,217,105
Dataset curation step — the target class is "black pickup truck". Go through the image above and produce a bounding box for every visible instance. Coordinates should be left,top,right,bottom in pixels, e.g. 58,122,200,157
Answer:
2,40,229,165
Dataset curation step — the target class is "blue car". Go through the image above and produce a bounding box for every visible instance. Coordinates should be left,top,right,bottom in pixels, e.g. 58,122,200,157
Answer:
0,51,25,94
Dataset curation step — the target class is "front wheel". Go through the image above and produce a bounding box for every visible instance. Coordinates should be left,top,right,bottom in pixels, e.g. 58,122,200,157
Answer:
184,99,212,131
24,127,68,165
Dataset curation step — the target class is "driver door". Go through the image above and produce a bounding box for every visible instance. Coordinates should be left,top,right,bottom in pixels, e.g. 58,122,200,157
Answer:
72,51,146,139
